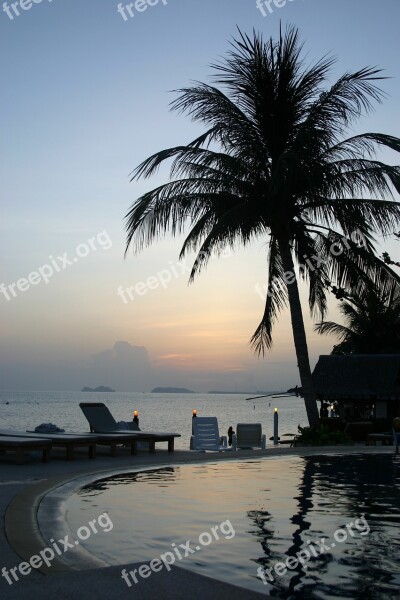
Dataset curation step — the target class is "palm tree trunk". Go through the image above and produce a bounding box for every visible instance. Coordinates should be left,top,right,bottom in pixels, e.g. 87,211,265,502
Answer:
278,238,320,428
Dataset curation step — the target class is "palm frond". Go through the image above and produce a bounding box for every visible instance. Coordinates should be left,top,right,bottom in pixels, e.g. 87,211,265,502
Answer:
314,320,352,340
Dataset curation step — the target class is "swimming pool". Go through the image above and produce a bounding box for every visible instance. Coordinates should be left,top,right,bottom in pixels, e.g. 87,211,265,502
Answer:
61,453,400,598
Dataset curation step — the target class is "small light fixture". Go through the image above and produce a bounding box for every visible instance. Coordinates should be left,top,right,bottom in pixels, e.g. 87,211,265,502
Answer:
274,407,278,413
134,410,139,418
192,409,197,417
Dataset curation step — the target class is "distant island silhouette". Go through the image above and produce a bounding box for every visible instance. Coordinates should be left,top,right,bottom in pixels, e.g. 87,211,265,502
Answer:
151,387,194,393
81,386,115,392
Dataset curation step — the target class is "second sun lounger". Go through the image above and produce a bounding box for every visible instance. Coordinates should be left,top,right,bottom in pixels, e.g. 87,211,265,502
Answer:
27,431,144,458
22,430,142,458
79,403,180,452
28,430,142,456
57,432,176,456
25,431,97,459
91,431,178,454
0,436,52,464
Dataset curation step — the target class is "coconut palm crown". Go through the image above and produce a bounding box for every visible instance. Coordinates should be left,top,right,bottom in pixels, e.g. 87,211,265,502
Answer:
125,26,400,427
315,285,400,355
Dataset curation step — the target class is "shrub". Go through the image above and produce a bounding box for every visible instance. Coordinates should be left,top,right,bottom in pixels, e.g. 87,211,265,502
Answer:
296,425,350,445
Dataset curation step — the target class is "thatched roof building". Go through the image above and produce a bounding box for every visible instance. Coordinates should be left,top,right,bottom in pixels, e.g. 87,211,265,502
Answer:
313,354,400,400
312,354,400,423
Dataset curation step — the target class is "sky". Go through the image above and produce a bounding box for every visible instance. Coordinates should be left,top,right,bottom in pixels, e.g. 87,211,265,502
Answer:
1,0,400,392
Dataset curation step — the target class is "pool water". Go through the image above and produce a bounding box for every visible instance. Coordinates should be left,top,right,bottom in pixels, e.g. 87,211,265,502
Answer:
64,454,400,598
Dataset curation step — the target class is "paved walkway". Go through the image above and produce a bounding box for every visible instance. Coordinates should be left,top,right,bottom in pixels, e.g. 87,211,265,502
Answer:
0,444,394,600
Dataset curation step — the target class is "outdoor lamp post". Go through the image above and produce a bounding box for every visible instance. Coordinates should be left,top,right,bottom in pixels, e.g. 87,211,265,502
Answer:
191,409,197,444
273,408,279,445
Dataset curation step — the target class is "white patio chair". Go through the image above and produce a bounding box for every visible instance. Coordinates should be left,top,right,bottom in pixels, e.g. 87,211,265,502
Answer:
232,423,266,450
190,417,228,451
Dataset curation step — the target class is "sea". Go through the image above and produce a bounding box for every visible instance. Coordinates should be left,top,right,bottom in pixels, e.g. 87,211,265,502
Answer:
0,391,309,450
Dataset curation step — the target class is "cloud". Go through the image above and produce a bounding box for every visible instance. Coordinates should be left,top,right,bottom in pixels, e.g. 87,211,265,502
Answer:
0,340,154,392
89,341,153,391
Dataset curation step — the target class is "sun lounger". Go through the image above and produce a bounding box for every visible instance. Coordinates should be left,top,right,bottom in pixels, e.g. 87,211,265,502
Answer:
190,417,228,451
79,403,180,452
79,402,138,433
84,431,177,455
0,430,97,460
27,429,151,457
0,435,52,464
32,430,151,457
41,430,155,456
232,423,266,450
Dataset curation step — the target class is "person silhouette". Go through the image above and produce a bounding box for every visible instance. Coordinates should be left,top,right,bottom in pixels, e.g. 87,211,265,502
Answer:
228,426,235,446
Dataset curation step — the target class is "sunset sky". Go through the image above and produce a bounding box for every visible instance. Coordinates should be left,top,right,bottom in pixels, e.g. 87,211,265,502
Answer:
1,0,400,392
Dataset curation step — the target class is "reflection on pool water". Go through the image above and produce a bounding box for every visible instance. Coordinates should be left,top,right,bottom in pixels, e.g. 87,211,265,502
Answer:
64,454,400,598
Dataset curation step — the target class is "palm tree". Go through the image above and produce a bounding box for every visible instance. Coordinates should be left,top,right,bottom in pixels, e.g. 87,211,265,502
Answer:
124,27,400,428
382,230,400,267
315,285,400,354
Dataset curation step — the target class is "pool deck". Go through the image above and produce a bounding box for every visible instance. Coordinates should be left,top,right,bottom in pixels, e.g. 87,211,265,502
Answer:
0,444,396,600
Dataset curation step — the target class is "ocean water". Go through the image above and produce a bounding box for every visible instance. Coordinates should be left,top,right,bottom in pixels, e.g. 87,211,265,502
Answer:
0,391,308,450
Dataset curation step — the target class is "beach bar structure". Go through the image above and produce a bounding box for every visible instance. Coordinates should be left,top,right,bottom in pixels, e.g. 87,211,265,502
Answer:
312,355,400,430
